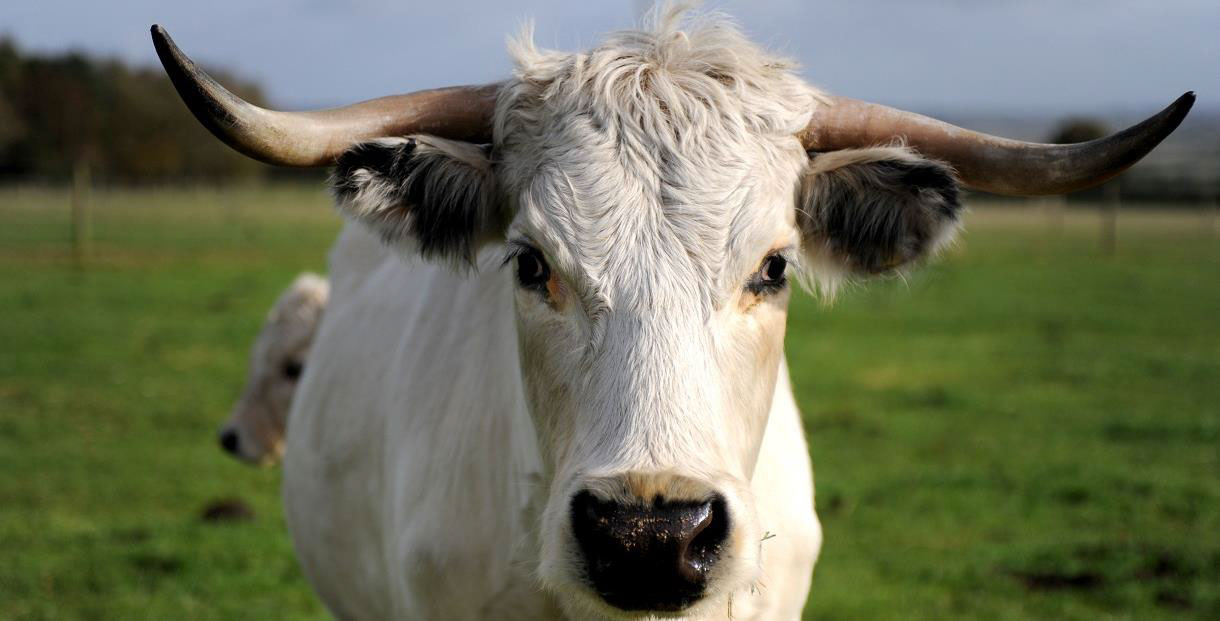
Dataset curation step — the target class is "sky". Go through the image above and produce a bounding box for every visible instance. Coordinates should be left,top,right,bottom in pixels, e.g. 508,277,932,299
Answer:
3,0,1217,115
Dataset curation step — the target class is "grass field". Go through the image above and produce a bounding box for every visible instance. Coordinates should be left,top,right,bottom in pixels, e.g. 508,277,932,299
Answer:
1,186,1217,620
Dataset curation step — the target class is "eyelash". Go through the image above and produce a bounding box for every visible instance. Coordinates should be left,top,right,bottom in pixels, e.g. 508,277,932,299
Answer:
501,241,532,269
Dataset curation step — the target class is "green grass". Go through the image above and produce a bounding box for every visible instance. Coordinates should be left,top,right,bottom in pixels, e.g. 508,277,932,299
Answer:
1,187,1217,619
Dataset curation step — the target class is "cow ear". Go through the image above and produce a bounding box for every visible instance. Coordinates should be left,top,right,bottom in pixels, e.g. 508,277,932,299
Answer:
331,136,500,264
796,146,963,295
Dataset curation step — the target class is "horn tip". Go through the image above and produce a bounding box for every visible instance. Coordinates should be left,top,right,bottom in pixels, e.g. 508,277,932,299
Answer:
1163,91,1196,131
150,25,175,59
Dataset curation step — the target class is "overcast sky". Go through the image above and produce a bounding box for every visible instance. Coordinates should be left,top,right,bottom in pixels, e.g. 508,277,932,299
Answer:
4,1,1217,115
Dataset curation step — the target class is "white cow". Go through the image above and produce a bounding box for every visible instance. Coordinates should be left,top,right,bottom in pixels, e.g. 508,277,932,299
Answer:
154,7,1192,620
219,273,328,465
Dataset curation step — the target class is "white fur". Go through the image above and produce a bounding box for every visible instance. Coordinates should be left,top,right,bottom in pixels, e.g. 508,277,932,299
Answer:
286,225,816,619
493,10,817,617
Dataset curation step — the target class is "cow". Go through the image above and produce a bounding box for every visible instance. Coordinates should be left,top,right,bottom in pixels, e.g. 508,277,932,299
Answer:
152,8,1192,620
219,272,329,465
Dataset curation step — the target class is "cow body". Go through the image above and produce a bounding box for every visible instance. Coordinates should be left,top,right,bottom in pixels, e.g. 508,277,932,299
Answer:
284,224,819,619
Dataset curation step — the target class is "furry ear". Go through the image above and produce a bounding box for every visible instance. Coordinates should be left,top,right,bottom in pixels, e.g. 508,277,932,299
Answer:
797,146,963,291
270,272,328,325
331,136,500,263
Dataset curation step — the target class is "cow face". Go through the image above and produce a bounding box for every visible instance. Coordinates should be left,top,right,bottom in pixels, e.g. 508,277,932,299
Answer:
331,20,960,621
220,273,328,465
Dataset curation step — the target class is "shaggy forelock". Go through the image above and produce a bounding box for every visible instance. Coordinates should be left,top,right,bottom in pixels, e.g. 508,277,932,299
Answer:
499,6,816,149
495,6,821,315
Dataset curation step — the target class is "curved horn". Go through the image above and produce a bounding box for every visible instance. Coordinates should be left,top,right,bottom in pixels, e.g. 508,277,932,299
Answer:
800,92,1195,196
151,25,497,167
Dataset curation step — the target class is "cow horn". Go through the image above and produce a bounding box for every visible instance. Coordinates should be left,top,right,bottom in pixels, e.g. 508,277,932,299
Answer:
151,25,498,167
800,92,1195,196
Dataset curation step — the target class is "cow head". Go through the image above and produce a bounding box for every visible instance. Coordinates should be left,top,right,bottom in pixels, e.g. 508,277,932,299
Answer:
219,273,328,465
153,8,1191,617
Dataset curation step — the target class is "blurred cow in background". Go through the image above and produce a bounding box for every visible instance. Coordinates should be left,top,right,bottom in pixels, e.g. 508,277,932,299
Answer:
219,273,328,465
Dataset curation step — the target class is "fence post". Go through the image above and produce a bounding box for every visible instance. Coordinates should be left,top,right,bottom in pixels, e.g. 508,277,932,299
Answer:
1046,194,1065,236
1100,182,1119,255
1208,193,1217,240
71,158,92,267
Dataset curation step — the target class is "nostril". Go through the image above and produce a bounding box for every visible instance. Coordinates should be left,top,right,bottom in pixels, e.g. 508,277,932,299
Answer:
679,496,728,578
219,428,240,455
571,491,730,612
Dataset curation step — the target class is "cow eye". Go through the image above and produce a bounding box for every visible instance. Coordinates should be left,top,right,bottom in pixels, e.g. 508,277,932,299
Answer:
762,255,787,282
282,360,303,380
514,247,550,292
747,253,788,295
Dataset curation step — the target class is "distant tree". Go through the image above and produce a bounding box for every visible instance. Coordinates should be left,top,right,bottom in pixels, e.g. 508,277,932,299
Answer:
0,39,29,160
0,92,24,153
1047,117,1109,145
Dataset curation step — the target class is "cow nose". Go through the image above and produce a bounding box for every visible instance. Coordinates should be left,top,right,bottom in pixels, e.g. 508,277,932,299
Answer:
570,490,729,612
218,428,240,455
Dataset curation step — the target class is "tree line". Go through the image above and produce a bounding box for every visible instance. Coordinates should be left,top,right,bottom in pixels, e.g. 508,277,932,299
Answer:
0,37,276,183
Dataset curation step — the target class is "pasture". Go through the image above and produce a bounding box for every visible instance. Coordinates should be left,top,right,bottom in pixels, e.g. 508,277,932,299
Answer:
1,186,1216,619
